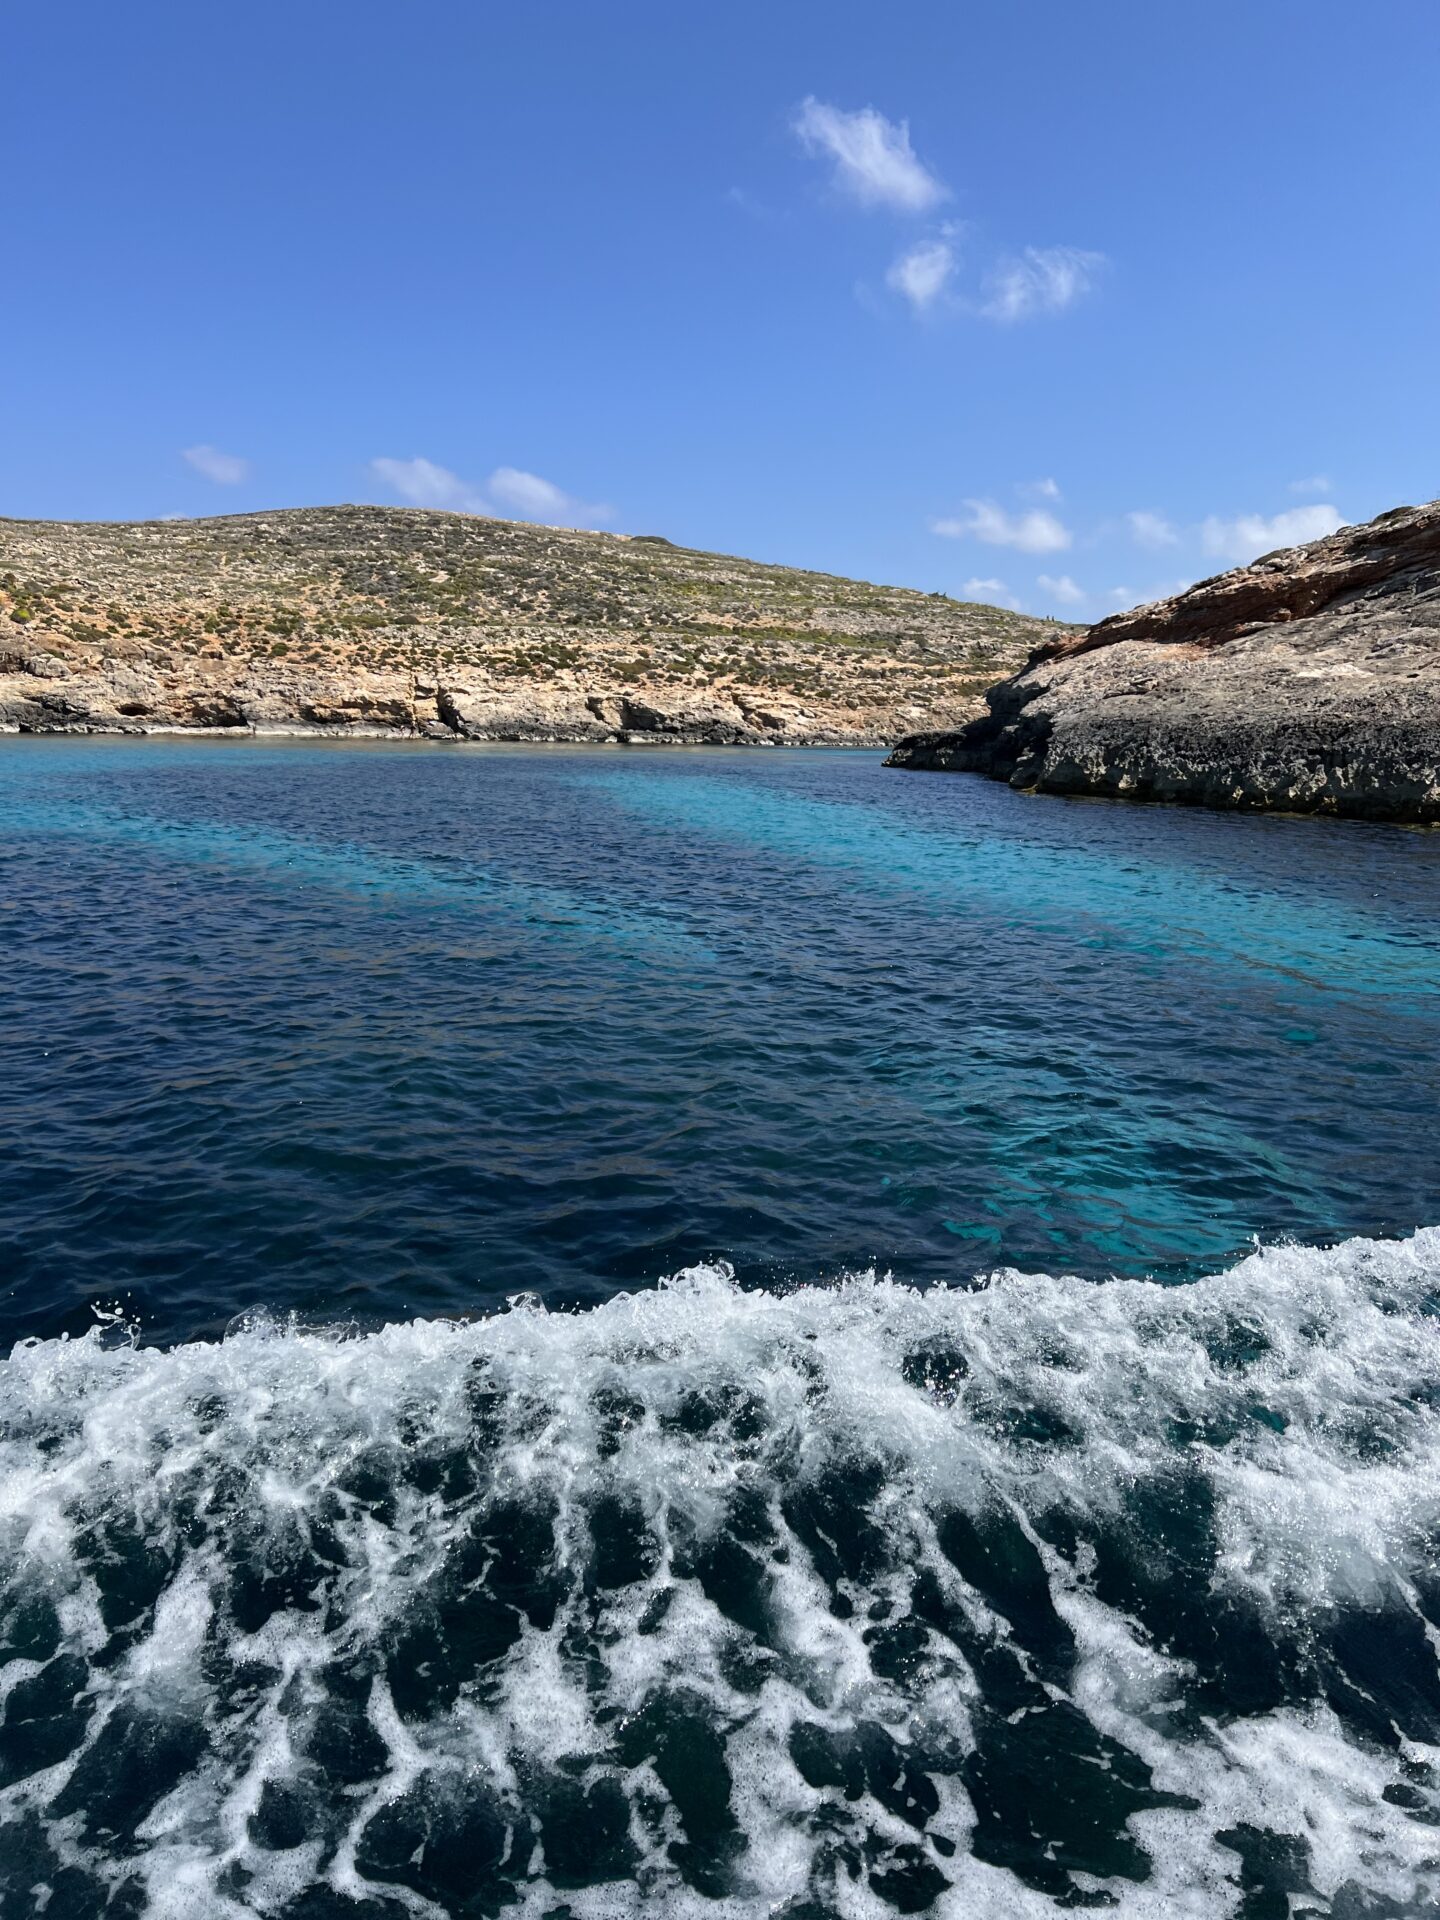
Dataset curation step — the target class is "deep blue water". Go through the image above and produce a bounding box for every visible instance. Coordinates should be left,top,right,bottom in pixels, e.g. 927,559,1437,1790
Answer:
2,738,1437,1348
4,738,1440,1918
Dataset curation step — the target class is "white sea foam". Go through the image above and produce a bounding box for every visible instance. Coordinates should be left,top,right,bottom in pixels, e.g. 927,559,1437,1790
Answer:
4,1231,1440,1915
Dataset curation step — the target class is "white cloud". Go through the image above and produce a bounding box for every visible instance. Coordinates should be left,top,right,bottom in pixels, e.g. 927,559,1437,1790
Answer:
1200,503,1343,564
981,246,1105,322
793,97,946,211
1021,477,1062,501
488,467,611,526
1126,509,1179,549
369,456,489,513
182,444,249,486
1289,473,1332,494
962,577,1019,609
369,457,610,526
1038,572,1086,606
885,236,956,313
488,467,570,517
1110,580,1195,612
932,498,1072,553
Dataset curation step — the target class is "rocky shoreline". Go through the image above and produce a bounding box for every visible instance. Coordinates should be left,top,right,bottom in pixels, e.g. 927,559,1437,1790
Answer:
887,499,1440,822
0,669,901,749
0,507,1063,749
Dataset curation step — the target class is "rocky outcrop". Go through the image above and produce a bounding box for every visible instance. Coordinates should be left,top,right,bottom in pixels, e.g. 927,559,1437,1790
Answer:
0,506,1061,747
0,651,880,748
886,500,1440,821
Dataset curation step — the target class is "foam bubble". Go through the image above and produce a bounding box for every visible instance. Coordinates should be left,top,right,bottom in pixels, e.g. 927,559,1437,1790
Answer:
4,1231,1440,1914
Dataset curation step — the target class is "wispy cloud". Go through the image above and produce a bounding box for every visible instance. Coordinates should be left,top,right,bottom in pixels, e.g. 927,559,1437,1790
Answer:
1111,577,1195,609
1289,473,1332,494
788,102,1111,332
369,457,611,527
724,185,786,223
981,246,1105,322
1038,572,1086,606
1020,477,1062,502
932,498,1072,553
1126,509,1179,549
369,457,488,513
1200,503,1343,564
885,236,957,313
182,444,249,486
793,97,946,211
962,577,1020,610
489,466,611,526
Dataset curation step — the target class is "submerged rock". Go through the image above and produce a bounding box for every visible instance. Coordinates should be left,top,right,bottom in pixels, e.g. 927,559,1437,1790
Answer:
887,499,1440,822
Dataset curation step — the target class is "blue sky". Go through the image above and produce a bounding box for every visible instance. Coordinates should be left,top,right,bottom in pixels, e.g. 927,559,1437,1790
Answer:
4,1,1438,616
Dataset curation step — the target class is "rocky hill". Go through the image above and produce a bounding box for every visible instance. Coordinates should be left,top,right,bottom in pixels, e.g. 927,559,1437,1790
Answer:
0,508,1060,746
888,499,1440,821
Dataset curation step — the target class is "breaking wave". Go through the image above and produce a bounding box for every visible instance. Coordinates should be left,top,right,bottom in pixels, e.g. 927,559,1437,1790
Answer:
5,1231,1440,1916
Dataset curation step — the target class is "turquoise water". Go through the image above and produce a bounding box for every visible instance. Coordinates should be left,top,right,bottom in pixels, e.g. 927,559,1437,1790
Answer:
3,737,1440,1917
1,738,1436,1346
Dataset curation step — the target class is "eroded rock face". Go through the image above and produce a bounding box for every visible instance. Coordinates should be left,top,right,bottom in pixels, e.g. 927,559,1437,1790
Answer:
887,500,1440,822
433,683,768,745
0,656,848,748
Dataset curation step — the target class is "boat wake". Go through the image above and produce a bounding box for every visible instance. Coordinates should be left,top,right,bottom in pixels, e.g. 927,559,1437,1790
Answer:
4,1232,1440,1916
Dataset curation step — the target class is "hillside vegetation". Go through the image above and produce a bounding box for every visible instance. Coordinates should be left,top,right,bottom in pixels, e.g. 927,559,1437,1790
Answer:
0,507,1066,744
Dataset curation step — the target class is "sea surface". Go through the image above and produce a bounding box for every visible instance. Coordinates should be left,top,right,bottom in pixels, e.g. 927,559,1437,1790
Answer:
2,737,1439,1917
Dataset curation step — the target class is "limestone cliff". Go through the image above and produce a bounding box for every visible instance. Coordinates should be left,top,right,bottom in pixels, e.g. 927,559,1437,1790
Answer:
887,500,1440,821
0,508,1060,747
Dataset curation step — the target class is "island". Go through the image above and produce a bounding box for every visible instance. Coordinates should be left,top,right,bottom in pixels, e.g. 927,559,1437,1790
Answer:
0,507,1061,747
